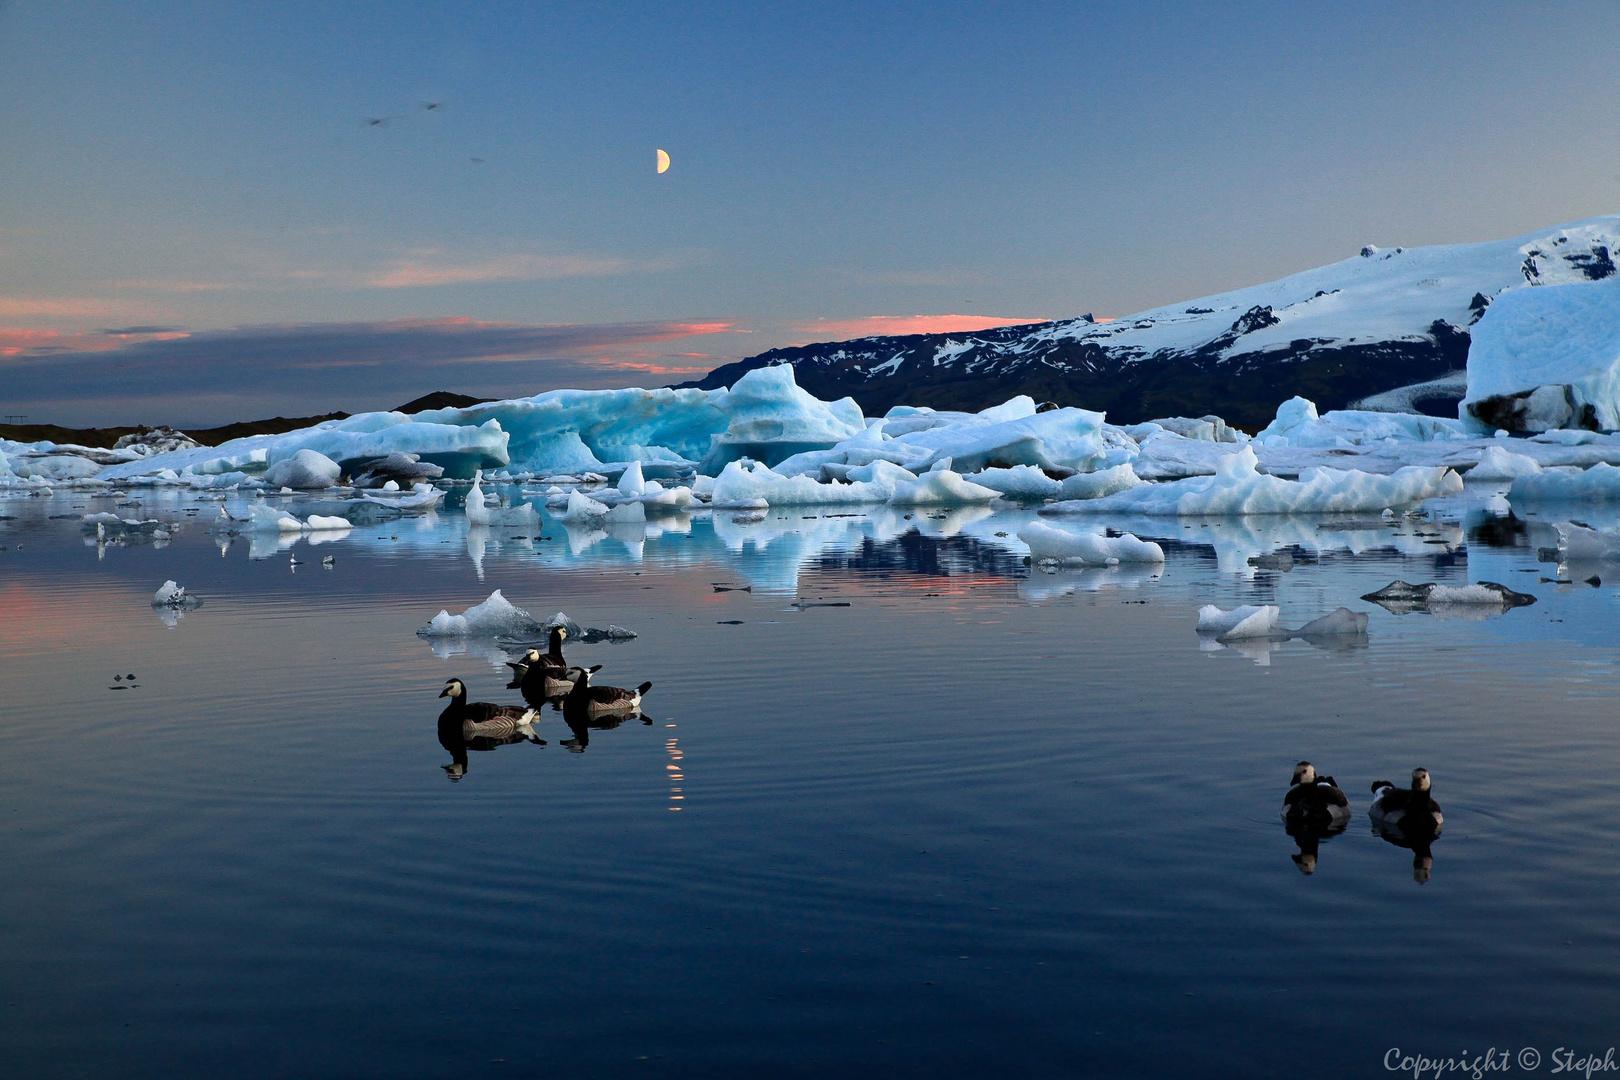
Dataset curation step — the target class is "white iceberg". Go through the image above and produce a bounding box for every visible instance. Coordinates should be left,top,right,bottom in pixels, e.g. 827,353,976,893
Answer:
418,590,545,638
1554,522,1620,561
304,515,353,531
1257,396,1464,447
966,464,1062,500
888,467,1000,506
1043,446,1462,515
1196,604,1281,639
248,504,305,532
1463,276,1620,433
557,490,611,524
1018,521,1165,565
1509,463,1620,502
1057,463,1144,500
263,448,341,490
151,580,201,608
1467,444,1543,480
464,470,539,527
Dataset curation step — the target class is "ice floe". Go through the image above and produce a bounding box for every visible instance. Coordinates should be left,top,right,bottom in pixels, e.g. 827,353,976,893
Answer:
419,590,546,639
1042,446,1463,515
1361,580,1537,612
1553,523,1620,561
263,448,341,490
1017,520,1165,565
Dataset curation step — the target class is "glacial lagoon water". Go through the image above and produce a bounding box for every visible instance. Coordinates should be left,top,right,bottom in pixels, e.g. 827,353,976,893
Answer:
4,484,1620,1078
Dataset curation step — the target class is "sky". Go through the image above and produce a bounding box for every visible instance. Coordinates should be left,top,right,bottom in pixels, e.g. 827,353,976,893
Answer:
1,1,1618,426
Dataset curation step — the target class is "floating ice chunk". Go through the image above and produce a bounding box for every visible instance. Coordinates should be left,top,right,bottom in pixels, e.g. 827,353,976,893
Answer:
465,470,539,527
418,589,545,638
1361,579,1536,610
1463,276,1620,433
1018,521,1165,564
888,469,1000,506
617,460,646,497
890,406,1106,473
1043,446,1462,515
1427,584,1522,605
350,451,443,489
1057,463,1144,500
151,580,201,608
247,504,305,532
539,611,637,642
1509,463,1620,502
1467,445,1543,480
557,490,611,524
304,515,352,531
712,459,890,506
264,448,341,490
604,500,646,524
1257,397,1464,447
1196,604,1282,639
1292,607,1368,637
967,465,1062,499
1554,522,1620,560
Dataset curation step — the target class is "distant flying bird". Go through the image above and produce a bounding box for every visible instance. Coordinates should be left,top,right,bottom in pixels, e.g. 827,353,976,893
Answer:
363,116,392,127
470,156,486,163
421,101,443,111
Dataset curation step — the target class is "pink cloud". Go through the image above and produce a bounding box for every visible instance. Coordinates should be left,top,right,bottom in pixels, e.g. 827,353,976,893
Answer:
0,326,187,357
790,314,1047,341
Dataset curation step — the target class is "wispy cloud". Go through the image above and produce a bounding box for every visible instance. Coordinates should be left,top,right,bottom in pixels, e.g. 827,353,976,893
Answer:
790,314,1048,341
0,316,740,426
367,250,675,288
0,295,164,319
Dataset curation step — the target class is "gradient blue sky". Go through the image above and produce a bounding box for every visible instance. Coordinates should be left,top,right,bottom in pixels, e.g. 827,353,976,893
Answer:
2,1,1618,425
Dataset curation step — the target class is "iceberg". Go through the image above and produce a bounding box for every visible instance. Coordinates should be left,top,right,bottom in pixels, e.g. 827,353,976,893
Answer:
151,580,201,609
1043,446,1463,515
1018,521,1165,565
1508,463,1620,503
557,490,611,524
1463,276,1620,433
1553,522,1620,561
248,504,305,532
965,465,1063,500
464,471,540,527
888,401,1106,473
418,590,546,639
263,448,340,490
1196,604,1281,640
710,458,895,506
697,365,866,473
1057,463,1144,501
1466,444,1543,480
888,467,1000,506
304,515,352,531
1256,396,1465,447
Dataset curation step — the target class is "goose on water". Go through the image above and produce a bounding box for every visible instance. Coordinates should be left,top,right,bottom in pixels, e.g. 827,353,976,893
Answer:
564,665,652,714
1369,768,1444,830
439,677,541,741
509,627,568,684
1281,761,1352,830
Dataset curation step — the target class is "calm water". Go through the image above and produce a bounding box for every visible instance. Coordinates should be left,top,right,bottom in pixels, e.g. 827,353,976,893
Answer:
3,484,1620,1078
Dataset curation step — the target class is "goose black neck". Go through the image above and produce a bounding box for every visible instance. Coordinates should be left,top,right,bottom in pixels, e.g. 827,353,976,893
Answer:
547,628,565,661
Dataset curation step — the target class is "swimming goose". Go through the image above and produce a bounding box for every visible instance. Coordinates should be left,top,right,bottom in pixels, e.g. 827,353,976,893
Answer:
1281,761,1352,830
1369,768,1444,831
438,678,541,741
564,665,652,713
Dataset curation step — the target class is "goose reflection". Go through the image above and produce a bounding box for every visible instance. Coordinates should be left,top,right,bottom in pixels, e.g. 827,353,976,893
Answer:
436,677,545,780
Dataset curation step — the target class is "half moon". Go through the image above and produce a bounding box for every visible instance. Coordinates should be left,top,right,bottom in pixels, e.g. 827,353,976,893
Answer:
656,148,670,174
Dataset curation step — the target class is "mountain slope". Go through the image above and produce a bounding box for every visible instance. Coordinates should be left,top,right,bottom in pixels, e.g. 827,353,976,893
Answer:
685,214,1619,429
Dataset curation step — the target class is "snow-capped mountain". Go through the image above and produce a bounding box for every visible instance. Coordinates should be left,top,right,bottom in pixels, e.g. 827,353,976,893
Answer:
686,213,1619,429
